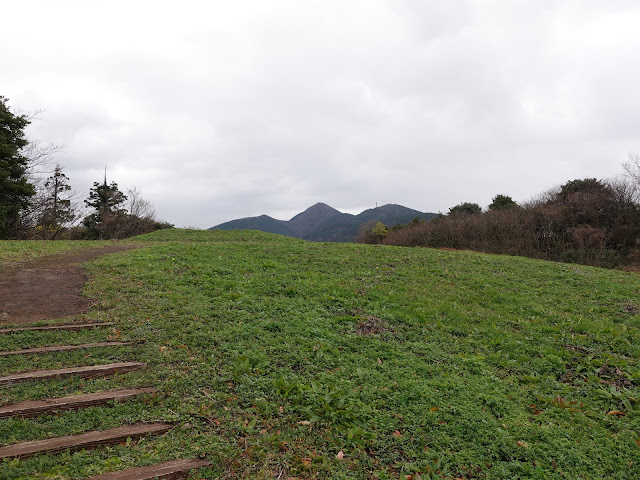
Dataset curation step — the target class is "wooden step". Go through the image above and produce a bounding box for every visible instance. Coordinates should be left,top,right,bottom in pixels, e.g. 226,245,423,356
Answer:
0,362,146,386
0,322,116,335
0,342,130,356
0,422,172,460
0,387,157,418
86,458,211,479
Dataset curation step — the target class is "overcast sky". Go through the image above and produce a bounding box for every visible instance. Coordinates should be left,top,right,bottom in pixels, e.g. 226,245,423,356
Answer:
3,1,640,227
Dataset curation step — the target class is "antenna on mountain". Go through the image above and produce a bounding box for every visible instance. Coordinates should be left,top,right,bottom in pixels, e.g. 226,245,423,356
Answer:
376,202,378,208
103,166,107,185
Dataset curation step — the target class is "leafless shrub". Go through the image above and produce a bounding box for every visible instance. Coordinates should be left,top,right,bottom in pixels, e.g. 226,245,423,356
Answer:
385,177,640,267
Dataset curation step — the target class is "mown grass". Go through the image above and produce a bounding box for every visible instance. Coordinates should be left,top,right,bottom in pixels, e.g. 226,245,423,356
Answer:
1,230,640,479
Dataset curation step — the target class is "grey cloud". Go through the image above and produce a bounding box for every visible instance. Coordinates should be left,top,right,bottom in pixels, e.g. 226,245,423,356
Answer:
3,1,640,228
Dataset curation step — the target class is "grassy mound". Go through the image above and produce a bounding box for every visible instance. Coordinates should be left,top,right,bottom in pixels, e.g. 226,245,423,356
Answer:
1,230,639,478
132,228,299,243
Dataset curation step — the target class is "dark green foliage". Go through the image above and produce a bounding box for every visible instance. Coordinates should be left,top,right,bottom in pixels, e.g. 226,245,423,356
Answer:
82,180,128,239
81,182,173,239
448,202,482,216
84,180,127,214
0,96,35,238
489,194,518,211
559,178,601,197
37,164,75,239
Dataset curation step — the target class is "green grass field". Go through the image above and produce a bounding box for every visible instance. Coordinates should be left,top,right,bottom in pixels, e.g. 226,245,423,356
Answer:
1,229,640,479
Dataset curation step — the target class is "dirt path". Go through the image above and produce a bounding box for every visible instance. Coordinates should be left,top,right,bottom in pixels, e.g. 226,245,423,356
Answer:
0,244,140,324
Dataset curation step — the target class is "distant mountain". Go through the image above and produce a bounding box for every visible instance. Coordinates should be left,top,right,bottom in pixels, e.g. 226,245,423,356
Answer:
358,204,431,224
288,203,345,237
213,214,296,237
210,203,437,242
302,204,437,242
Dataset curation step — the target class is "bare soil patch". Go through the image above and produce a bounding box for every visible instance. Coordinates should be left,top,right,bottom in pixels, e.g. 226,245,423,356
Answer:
0,244,139,324
355,316,391,336
597,362,634,389
623,300,639,316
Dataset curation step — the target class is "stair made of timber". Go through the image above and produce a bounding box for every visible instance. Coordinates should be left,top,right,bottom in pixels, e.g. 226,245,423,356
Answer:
0,423,173,459
0,342,130,356
86,458,211,479
0,387,157,418
0,322,116,335
0,362,146,386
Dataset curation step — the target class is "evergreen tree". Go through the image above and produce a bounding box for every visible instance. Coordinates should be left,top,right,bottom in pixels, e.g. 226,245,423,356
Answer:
371,221,389,244
37,164,75,239
448,202,482,216
82,178,128,239
0,96,35,238
488,194,518,211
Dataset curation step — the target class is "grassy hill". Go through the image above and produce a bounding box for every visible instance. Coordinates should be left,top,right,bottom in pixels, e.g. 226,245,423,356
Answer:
1,229,640,478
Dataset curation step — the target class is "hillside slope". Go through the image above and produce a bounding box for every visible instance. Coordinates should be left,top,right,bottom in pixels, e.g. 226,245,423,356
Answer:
4,230,639,478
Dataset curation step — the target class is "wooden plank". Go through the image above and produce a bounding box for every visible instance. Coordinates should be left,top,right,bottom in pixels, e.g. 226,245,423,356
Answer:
86,458,211,480
0,387,157,418
0,362,146,386
0,322,116,335
0,422,172,460
0,342,130,356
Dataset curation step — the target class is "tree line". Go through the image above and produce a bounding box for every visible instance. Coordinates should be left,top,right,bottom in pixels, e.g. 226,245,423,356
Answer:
0,96,172,240
358,165,640,268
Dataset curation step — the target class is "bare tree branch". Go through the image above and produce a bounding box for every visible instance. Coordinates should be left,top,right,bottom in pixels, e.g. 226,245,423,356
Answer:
622,152,640,185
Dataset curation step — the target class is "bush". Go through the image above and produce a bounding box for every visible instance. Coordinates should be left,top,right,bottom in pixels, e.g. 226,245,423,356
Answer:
384,179,640,268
